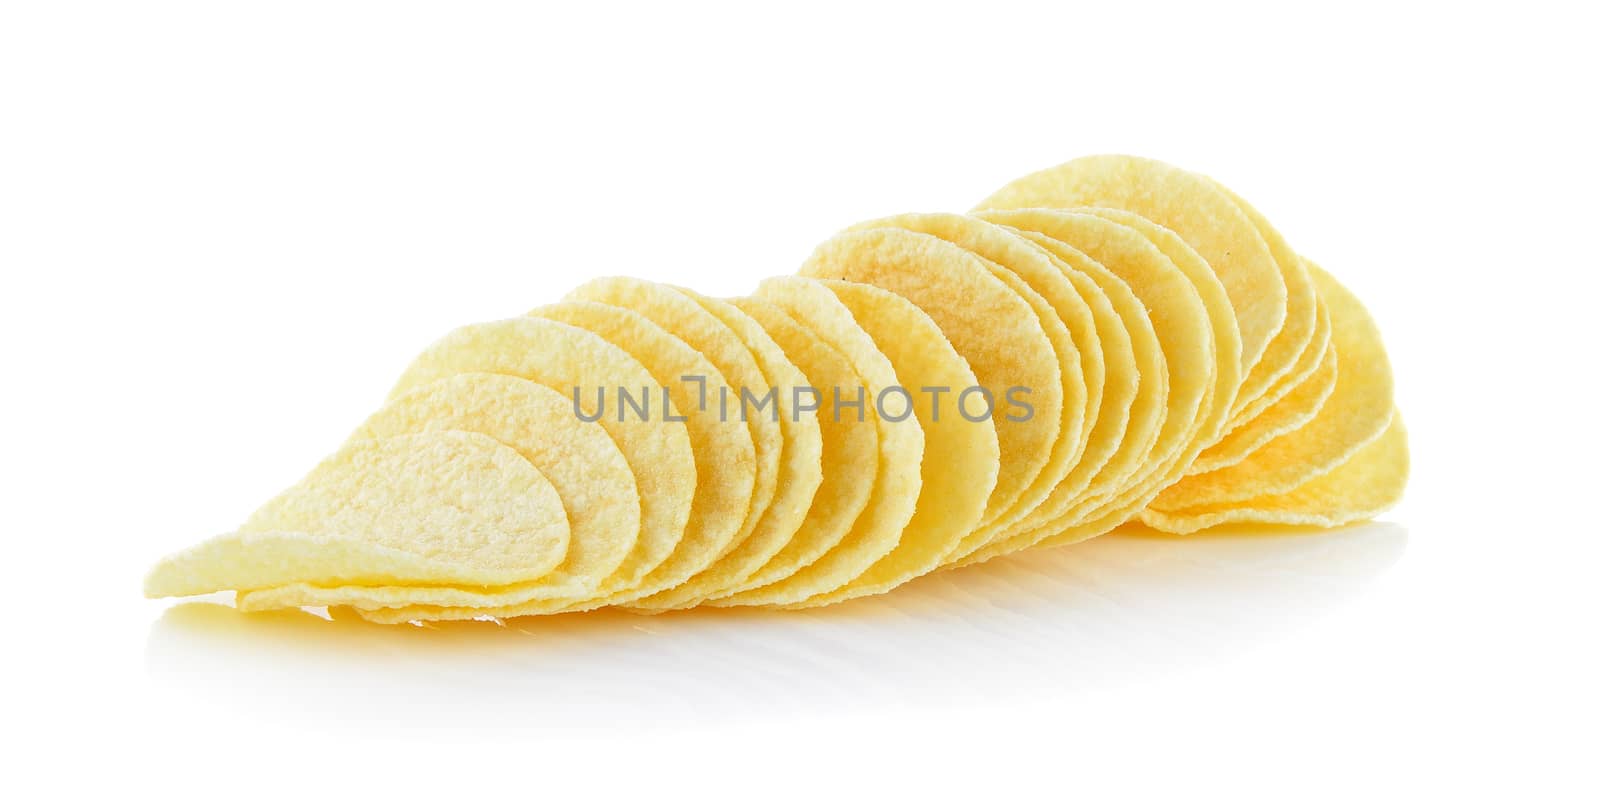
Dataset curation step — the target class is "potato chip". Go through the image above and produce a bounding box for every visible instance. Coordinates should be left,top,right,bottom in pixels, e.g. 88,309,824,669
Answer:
701,296,879,600
145,430,570,597
380,317,695,603
989,230,1166,528
557,278,792,609
1225,261,1333,431
1189,294,1335,474
979,209,1215,493
234,373,640,611
1079,206,1240,444
710,276,923,606
848,213,1099,559
355,304,756,622
1213,185,1319,420
787,279,998,605
954,208,1217,564
975,154,1285,383
800,227,1064,529
626,288,824,610
1140,412,1407,533
1147,263,1394,511
530,301,756,606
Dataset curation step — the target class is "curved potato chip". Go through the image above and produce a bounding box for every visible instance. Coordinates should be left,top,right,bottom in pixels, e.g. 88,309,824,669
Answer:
975,154,1285,382
1080,206,1239,446
702,296,878,600
988,230,1165,529
788,279,998,605
711,276,922,606
850,213,1099,559
800,227,1064,529
530,301,756,607
1141,413,1407,532
1191,295,1335,473
1148,263,1394,510
234,374,641,611
1214,184,1319,418
629,288,824,610
955,209,1216,563
558,278,791,609
145,430,570,596
383,316,694,604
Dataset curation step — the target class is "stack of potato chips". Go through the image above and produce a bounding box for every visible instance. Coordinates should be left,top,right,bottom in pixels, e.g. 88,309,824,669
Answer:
147,155,1406,622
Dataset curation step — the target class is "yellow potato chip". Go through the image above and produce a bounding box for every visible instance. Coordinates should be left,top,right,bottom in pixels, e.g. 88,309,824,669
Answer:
1140,412,1407,533
710,276,923,606
800,227,1064,530
627,288,824,610
380,317,695,603
980,209,1215,491
975,154,1286,383
356,303,757,622
1080,206,1240,445
530,300,756,607
787,279,998,605
1190,295,1335,474
955,208,1218,564
1213,185,1319,420
557,278,791,609
145,430,570,597
1147,263,1394,511
1226,262,1334,431
701,296,879,600
234,373,640,611
989,229,1166,528
849,213,1098,559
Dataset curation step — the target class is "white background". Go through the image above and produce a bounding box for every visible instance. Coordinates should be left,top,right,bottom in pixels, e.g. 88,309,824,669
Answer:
3,1,1596,796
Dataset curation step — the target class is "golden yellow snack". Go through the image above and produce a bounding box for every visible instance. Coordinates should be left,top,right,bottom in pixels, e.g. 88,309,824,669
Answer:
710,276,923,607
954,208,1218,564
1147,264,1394,511
234,374,640,611
975,154,1285,384
1140,413,1407,533
628,288,824,610
1080,206,1240,445
800,227,1065,530
530,300,756,607
383,316,695,604
558,278,794,609
145,431,570,597
1191,295,1335,474
787,279,998,606
703,296,878,600
850,213,1099,560
991,229,1165,530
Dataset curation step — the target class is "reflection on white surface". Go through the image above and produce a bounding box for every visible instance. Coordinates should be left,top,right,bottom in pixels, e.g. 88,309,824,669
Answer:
146,523,1405,731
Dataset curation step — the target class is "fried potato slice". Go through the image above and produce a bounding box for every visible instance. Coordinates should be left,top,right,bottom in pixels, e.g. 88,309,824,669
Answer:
375,317,694,607
628,288,824,610
1148,263,1394,511
234,374,640,611
700,296,878,601
709,276,923,606
530,301,756,607
1191,293,1335,473
975,154,1285,383
786,279,998,606
1140,413,1407,533
1214,186,1319,420
849,213,1098,560
145,430,570,597
954,209,1216,563
800,227,1064,530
